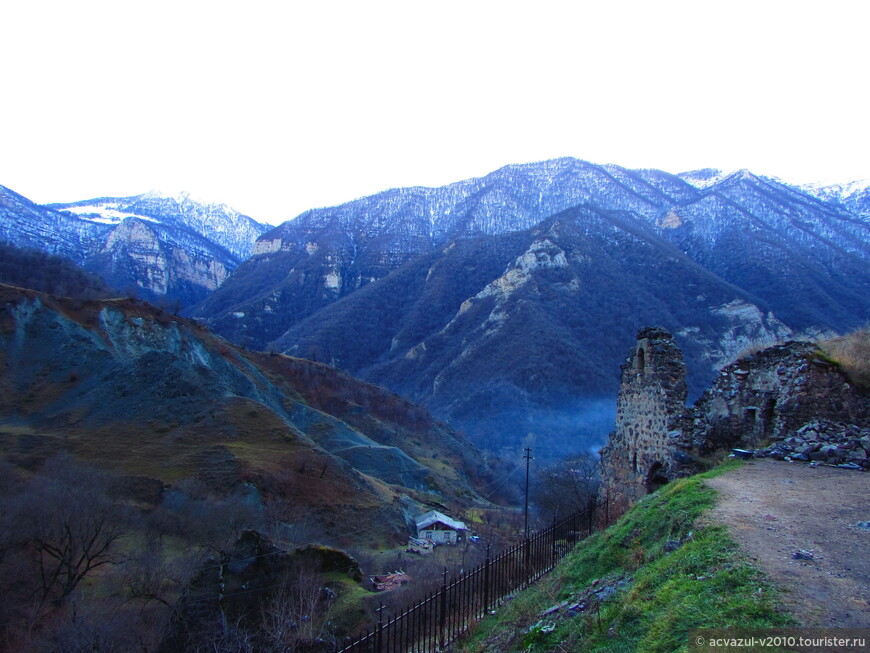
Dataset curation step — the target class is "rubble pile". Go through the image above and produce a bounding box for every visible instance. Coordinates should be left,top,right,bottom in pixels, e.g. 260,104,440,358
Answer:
752,418,870,470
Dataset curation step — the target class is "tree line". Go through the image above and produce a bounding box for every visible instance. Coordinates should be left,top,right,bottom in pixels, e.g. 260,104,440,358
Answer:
0,242,114,299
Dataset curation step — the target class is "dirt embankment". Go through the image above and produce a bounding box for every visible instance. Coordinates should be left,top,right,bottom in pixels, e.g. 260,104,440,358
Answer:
707,458,870,627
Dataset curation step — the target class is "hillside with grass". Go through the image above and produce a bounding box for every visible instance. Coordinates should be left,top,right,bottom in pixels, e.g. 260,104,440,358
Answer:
458,463,795,653
0,284,511,649
0,284,499,543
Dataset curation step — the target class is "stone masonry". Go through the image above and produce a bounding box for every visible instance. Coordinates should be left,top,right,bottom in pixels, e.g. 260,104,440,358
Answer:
599,327,689,520
685,341,870,454
600,328,870,522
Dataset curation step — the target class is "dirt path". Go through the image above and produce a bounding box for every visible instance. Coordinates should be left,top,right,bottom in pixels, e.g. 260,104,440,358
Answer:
706,458,870,627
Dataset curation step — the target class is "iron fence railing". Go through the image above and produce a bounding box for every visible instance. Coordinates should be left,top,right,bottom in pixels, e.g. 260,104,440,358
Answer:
338,504,596,652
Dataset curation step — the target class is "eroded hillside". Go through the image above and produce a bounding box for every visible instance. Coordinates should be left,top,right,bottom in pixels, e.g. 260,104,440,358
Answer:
0,284,493,547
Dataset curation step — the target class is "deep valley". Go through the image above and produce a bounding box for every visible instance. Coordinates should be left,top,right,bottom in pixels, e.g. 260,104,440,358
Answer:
1,157,869,651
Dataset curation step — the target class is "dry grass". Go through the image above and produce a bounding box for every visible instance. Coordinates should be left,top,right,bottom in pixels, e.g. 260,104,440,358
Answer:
732,337,785,361
819,326,870,388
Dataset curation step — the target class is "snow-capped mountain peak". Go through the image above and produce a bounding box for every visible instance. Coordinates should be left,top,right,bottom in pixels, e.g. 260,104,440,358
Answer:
801,179,870,200
48,193,269,260
54,200,159,225
798,179,870,219
144,188,238,213
676,168,735,189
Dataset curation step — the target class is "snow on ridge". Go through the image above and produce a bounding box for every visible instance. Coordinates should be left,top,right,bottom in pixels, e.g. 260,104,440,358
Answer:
800,179,870,200
58,203,159,224
144,188,238,213
677,168,736,189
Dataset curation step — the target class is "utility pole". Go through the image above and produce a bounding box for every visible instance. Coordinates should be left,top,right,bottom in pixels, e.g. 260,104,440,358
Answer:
523,447,533,540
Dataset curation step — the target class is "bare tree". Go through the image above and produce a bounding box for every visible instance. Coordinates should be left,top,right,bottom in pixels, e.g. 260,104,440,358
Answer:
259,565,335,652
262,497,315,547
532,452,600,521
5,455,127,604
30,598,147,653
123,537,202,611
190,615,255,653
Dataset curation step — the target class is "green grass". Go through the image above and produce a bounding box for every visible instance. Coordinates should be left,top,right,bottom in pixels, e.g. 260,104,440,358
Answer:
322,570,375,636
459,462,796,652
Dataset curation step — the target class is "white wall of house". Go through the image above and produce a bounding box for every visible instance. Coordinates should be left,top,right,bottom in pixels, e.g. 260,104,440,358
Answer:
420,528,458,544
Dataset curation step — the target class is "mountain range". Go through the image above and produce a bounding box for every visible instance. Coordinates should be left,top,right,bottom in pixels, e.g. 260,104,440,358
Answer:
0,185,267,305
2,158,869,458
190,159,870,457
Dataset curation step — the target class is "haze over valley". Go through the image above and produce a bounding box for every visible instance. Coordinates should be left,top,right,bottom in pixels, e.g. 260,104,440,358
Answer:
4,158,868,457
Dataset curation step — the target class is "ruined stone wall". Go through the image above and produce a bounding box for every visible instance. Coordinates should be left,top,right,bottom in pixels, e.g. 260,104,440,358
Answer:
599,329,870,523
599,327,688,520
685,342,870,454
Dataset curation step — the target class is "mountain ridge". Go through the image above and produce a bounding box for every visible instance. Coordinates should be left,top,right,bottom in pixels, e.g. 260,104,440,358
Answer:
191,158,869,457
0,283,494,541
1,186,268,306
4,157,869,458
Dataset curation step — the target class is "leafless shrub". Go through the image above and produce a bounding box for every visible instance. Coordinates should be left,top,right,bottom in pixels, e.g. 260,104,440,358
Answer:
532,451,600,521
262,498,315,547
122,537,202,611
190,615,255,653
3,455,128,604
732,337,785,362
29,599,146,653
259,565,335,652
157,480,263,553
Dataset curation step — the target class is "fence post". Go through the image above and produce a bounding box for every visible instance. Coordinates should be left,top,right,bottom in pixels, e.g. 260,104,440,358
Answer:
483,544,491,616
551,513,557,568
586,499,593,536
523,536,532,583
439,567,448,650
376,602,384,653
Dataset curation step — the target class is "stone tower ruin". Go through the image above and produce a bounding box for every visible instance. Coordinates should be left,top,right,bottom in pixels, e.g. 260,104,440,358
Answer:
599,327,688,520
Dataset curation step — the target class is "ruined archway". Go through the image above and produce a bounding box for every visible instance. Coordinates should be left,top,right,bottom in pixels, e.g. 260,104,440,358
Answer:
645,462,669,494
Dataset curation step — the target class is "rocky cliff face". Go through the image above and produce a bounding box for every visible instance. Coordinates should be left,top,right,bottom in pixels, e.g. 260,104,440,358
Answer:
0,185,268,306
600,328,870,520
85,217,234,304
51,192,267,261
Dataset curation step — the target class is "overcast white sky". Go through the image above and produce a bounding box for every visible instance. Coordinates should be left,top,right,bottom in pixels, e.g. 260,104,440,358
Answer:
2,0,868,224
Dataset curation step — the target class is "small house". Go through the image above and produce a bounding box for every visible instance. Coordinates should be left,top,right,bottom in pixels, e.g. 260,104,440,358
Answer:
415,510,467,545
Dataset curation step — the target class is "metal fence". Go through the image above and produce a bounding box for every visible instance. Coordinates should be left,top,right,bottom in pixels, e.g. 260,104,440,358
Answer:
338,505,596,652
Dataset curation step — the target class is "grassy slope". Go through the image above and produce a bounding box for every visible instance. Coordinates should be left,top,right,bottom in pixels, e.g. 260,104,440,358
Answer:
0,285,495,551
459,462,796,653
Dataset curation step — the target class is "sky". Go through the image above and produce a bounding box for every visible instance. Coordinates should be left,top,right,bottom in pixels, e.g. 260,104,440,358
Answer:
2,0,868,225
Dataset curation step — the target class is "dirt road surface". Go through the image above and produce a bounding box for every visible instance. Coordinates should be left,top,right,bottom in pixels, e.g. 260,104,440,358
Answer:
707,458,870,627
